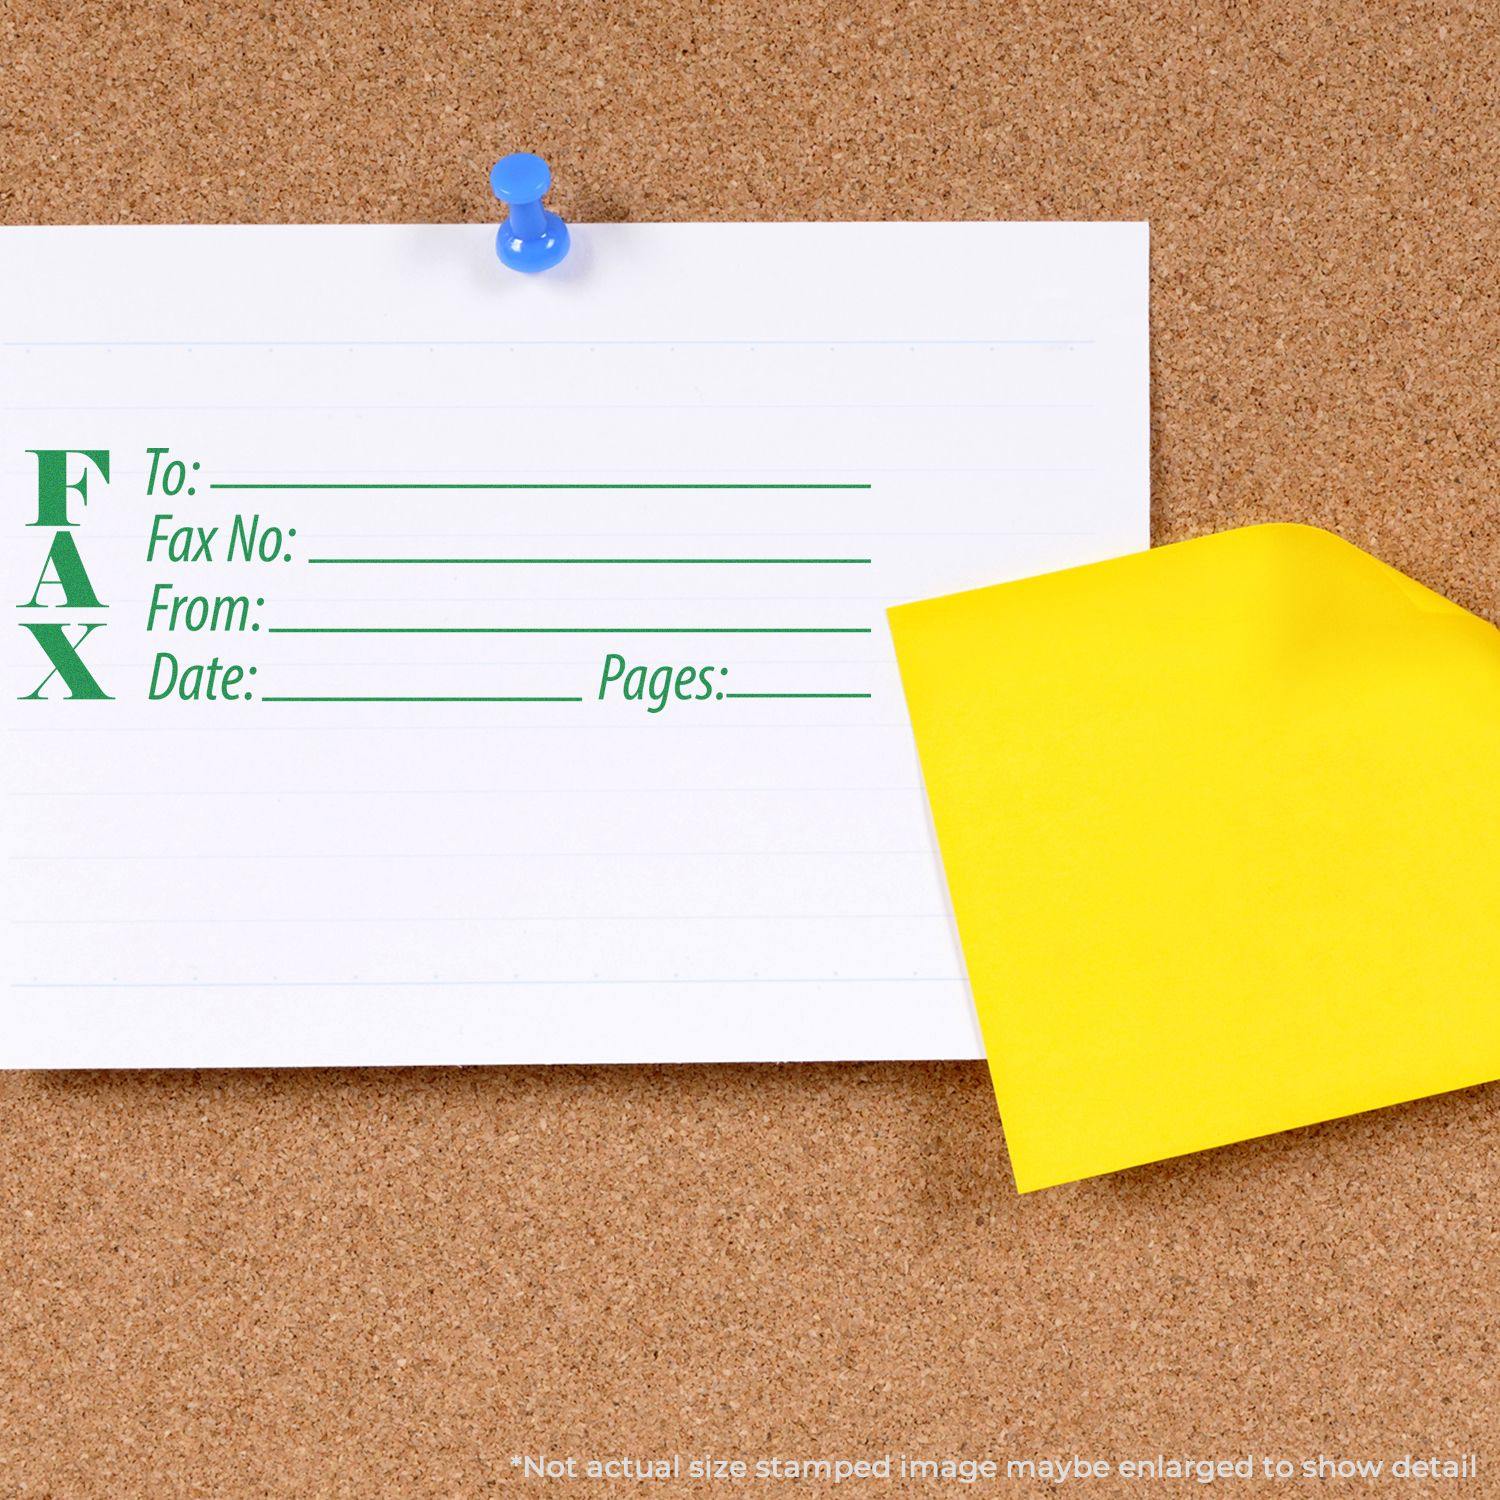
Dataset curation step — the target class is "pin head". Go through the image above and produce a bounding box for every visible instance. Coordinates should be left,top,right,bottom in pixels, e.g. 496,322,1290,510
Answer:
490,152,551,205
490,152,570,274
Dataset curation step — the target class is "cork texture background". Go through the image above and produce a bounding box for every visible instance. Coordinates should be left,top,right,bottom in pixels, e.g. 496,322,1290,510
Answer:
1,0,1496,1494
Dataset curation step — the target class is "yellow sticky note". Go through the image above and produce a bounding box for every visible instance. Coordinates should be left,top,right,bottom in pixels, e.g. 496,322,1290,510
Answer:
888,524,1500,1191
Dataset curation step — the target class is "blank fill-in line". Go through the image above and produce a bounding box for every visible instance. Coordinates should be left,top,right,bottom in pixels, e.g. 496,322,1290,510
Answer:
304,557,873,566
211,482,873,491
260,695,584,704
725,692,873,700
267,626,873,635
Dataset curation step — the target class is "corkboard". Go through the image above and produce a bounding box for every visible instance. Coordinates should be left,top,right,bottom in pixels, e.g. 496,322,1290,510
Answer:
2,1,1496,1494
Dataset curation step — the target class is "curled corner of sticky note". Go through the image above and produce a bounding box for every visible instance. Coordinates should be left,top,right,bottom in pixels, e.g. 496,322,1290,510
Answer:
889,522,1500,1193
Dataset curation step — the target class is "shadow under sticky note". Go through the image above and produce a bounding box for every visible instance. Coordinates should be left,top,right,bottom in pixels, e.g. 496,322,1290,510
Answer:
888,524,1500,1192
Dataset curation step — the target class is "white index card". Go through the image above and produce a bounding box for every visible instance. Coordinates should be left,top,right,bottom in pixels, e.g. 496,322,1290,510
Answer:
0,221,1148,1066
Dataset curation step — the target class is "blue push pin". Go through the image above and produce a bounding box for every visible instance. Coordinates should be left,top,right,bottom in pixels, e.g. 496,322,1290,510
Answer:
490,153,570,273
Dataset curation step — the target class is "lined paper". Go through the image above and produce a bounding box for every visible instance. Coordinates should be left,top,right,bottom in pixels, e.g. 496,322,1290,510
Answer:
0,223,1147,1065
